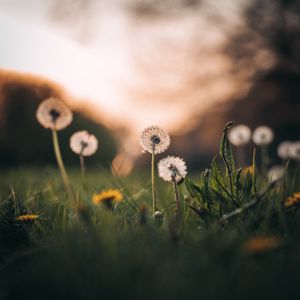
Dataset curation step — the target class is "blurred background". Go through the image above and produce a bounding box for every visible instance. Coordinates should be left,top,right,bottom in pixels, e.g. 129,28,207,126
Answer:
0,0,299,174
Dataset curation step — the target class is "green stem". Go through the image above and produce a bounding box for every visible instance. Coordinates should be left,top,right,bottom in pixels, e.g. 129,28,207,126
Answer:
261,145,269,176
237,147,247,168
79,155,86,178
151,150,157,215
172,178,181,222
52,130,75,203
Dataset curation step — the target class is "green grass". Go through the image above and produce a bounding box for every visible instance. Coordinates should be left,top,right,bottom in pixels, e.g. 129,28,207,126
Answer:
0,129,300,300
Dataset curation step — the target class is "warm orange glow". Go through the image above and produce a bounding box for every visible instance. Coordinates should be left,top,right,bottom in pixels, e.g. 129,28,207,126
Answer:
111,153,134,176
0,1,275,155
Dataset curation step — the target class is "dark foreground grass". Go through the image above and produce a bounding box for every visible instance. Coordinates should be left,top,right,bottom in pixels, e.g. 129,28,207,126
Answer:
0,130,300,300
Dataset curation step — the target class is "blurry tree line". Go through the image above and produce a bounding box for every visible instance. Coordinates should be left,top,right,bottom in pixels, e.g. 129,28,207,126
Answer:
0,0,299,168
0,77,117,168
133,0,300,168
222,0,300,156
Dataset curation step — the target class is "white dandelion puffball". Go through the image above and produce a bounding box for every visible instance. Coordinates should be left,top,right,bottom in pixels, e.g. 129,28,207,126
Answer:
154,211,163,219
140,125,170,154
252,126,274,146
70,131,98,156
158,156,187,183
277,141,292,160
228,124,251,147
36,98,73,130
289,141,300,160
268,165,285,183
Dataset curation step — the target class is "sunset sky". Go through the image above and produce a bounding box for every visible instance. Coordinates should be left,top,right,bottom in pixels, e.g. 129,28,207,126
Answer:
0,0,274,155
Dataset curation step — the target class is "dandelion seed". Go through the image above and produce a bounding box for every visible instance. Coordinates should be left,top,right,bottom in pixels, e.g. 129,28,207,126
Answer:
140,125,171,215
289,141,300,161
158,156,187,183
70,130,98,177
277,141,292,160
253,126,274,175
70,131,98,156
15,214,39,222
268,165,285,183
140,125,170,154
284,192,300,208
252,126,274,146
92,189,123,210
228,124,251,167
158,156,187,222
154,210,164,225
228,124,251,147
36,97,73,130
154,210,163,218
36,98,74,204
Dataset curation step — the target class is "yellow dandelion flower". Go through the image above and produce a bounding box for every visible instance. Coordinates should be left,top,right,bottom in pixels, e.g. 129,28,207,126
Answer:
16,214,39,222
284,192,300,208
92,189,123,205
242,165,254,176
242,235,281,254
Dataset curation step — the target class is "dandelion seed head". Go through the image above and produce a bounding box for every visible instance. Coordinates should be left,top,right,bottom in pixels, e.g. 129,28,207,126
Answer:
140,126,170,154
268,165,285,183
36,97,73,130
70,130,98,156
154,210,164,222
154,210,163,217
158,156,187,183
151,135,161,145
289,141,300,161
252,126,274,146
228,124,251,146
277,141,292,160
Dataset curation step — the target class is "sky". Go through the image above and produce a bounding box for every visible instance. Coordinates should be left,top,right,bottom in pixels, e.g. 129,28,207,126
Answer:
0,0,132,118
0,0,271,156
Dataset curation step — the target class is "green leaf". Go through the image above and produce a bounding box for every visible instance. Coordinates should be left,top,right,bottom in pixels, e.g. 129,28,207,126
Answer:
210,156,224,191
219,121,235,174
235,168,243,191
219,122,236,196
185,178,202,200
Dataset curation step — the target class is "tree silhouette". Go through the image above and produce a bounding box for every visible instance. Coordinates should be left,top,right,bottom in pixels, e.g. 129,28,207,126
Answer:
0,80,117,168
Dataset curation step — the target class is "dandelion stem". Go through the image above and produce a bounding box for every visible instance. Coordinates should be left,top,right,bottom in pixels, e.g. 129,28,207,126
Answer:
52,129,75,203
151,150,157,214
261,145,269,176
237,147,247,168
172,178,181,222
79,155,86,178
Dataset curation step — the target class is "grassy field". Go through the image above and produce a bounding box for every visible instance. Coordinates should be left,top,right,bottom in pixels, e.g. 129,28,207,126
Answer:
0,131,300,300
